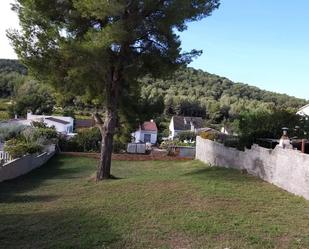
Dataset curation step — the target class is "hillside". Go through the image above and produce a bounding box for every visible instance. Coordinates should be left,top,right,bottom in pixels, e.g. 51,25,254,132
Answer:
0,59,27,98
139,67,307,123
0,59,307,124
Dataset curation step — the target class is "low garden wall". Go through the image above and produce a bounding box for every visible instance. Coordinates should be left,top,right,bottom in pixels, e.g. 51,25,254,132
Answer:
0,149,55,183
176,146,196,158
196,136,309,200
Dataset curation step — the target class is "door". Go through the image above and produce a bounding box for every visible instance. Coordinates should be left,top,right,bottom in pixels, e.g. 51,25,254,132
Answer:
144,134,151,143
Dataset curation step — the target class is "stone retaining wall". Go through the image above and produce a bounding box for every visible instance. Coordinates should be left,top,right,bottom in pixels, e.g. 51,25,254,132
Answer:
196,136,309,200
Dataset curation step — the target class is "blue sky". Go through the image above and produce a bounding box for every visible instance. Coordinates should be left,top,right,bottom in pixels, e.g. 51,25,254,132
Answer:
180,0,309,100
1,0,308,99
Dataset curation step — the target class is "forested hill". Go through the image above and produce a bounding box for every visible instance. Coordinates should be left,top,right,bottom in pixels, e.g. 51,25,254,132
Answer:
0,59,27,75
1,59,307,124
139,67,308,123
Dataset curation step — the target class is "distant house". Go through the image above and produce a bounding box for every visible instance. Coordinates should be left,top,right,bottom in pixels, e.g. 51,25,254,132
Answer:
169,116,204,139
132,120,158,144
26,112,74,134
4,112,74,135
297,104,309,117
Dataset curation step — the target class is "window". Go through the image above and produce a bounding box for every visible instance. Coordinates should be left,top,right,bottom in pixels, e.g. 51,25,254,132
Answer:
144,134,151,143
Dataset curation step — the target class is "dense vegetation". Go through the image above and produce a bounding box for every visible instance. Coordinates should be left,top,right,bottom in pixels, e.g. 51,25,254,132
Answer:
139,67,308,123
1,59,308,147
1,59,307,121
0,59,26,98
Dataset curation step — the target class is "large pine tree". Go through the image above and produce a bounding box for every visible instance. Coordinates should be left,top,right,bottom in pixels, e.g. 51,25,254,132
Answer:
8,0,220,180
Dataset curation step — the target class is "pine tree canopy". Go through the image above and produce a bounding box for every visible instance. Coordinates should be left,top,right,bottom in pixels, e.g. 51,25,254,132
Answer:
8,0,220,104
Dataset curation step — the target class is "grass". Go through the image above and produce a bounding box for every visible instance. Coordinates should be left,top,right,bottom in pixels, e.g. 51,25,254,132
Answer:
0,156,308,249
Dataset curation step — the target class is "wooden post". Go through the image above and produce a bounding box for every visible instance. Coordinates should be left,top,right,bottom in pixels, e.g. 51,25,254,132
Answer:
301,139,305,153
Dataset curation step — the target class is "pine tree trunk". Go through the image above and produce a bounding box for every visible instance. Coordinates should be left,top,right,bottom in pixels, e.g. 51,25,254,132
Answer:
96,109,117,180
95,68,120,181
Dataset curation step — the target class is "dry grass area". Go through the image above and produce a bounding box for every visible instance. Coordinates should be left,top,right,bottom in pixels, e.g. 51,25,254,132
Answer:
0,155,308,249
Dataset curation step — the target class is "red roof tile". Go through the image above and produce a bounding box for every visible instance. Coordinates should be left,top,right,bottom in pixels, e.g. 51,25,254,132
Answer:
141,121,157,131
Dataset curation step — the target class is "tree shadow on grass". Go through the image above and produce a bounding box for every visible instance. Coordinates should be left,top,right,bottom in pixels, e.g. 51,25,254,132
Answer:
0,194,59,204
0,155,93,204
0,208,120,249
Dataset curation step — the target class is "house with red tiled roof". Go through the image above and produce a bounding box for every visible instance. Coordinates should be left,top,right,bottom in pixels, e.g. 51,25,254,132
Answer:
131,120,158,144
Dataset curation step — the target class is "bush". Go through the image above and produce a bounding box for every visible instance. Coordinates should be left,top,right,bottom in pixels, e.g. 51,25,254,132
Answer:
0,124,27,142
235,110,309,148
199,130,218,141
58,127,101,152
4,138,42,159
2,123,57,159
176,131,196,142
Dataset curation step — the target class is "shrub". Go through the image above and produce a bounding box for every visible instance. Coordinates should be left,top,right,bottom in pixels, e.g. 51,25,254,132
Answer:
4,138,42,159
0,111,9,121
22,125,58,145
176,131,196,142
0,124,26,142
199,130,218,141
2,123,57,159
58,127,101,152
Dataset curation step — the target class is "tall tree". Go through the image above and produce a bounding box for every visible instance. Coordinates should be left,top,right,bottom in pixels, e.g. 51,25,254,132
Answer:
8,0,220,180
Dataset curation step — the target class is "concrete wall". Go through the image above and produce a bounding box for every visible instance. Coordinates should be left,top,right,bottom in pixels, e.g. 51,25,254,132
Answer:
177,146,196,158
196,136,309,200
0,150,55,183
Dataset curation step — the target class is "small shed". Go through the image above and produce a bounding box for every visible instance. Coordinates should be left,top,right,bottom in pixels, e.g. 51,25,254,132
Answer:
131,120,158,144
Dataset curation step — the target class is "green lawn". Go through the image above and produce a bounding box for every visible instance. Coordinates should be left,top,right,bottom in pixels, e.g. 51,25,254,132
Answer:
0,156,308,249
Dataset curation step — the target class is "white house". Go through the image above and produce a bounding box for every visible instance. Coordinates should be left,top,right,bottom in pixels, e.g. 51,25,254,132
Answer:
169,116,204,139
26,112,74,134
132,120,158,144
297,104,309,117
5,112,74,135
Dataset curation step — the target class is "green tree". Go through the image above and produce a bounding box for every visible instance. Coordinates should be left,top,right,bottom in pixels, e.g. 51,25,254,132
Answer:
9,79,55,116
236,110,309,147
8,0,220,180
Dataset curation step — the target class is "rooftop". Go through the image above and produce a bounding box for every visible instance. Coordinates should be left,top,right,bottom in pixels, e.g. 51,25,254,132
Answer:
173,116,204,130
141,121,157,131
45,117,70,125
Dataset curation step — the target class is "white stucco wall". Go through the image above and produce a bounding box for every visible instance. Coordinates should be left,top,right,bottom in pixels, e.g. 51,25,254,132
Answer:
196,136,309,200
44,120,72,133
169,118,175,138
132,130,157,144
26,113,74,134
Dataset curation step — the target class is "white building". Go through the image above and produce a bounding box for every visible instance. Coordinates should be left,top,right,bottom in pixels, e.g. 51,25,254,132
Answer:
5,112,74,135
169,116,204,139
297,104,309,117
131,120,158,144
26,112,74,134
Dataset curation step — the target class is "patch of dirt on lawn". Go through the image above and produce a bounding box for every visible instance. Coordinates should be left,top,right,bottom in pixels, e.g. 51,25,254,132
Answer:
167,232,193,249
